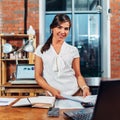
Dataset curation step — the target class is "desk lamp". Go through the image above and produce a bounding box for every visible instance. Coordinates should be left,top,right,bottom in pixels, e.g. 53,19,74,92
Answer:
3,43,16,58
3,40,34,64
15,39,34,64
23,39,34,52
3,43,13,54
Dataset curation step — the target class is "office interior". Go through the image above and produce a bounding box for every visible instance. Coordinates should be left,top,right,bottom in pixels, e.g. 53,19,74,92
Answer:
0,0,120,94
0,0,120,120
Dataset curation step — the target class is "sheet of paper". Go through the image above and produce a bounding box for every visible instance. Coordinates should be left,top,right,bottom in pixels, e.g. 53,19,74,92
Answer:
29,96,56,108
12,98,30,107
61,94,97,104
55,99,84,109
0,98,17,106
29,96,55,105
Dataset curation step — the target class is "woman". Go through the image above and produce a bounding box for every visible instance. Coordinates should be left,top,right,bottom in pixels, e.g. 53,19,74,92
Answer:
35,14,90,99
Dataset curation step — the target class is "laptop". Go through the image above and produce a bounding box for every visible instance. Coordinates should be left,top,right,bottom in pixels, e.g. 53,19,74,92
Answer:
10,64,37,84
64,78,120,120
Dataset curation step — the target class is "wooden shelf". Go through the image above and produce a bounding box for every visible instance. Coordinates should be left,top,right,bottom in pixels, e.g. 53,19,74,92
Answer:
1,82,45,96
0,34,36,96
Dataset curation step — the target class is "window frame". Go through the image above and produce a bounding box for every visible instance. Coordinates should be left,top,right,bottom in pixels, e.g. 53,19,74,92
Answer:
39,0,110,77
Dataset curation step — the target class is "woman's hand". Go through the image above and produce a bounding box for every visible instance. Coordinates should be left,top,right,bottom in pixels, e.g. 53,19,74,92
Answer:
82,87,91,97
46,88,64,99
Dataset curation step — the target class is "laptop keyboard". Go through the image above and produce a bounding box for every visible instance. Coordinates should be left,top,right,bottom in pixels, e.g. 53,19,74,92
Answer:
70,111,92,120
64,108,93,120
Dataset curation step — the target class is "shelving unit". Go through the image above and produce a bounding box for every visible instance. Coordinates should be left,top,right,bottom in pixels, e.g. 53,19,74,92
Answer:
0,34,37,96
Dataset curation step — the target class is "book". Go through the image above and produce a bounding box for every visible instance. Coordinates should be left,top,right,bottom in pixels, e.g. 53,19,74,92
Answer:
12,96,56,108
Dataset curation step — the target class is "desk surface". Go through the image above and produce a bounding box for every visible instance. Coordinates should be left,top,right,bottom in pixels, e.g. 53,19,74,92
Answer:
0,77,101,120
0,98,70,120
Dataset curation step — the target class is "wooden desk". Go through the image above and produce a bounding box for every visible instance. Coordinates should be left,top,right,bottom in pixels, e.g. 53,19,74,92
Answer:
1,83,45,96
0,78,101,119
0,97,70,120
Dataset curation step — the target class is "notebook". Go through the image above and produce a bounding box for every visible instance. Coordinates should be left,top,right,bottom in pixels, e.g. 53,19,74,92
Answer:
10,64,37,84
64,78,120,120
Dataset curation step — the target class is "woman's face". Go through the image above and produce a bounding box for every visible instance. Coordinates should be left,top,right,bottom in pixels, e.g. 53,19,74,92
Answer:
52,22,70,41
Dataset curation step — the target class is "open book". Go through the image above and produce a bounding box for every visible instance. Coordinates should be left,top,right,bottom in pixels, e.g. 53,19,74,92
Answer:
12,96,56,108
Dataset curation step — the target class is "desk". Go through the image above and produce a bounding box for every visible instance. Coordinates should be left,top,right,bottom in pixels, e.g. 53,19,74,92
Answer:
0,97,70,120
1,83,45,96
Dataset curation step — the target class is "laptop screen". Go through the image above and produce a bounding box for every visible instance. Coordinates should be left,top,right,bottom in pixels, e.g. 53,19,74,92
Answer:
92,78,120,120
16,64,35,80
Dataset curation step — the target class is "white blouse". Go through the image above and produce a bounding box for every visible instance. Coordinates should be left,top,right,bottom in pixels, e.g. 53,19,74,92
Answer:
34,42,80,95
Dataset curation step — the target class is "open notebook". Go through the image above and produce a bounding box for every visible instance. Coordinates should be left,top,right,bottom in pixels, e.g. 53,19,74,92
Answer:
12,96,55,108
10,64,37,84
64,78,120,120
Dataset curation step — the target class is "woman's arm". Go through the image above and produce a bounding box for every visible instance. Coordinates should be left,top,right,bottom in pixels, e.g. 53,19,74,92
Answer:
72,57,90,97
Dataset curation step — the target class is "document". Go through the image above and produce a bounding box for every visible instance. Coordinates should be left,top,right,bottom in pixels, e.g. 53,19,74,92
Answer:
54,95,97,109
55,99,84,109
61,94,97,104
0,98,17,106
12,96,56,108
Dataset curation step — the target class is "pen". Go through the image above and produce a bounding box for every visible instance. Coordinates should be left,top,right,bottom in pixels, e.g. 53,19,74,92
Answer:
27,98,32,105
46,91,53,96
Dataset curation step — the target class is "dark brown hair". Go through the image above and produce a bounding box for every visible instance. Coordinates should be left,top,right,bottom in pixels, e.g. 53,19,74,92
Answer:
41,14,71,53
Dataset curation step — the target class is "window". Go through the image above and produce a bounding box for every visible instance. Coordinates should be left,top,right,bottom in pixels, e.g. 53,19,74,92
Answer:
39,0,111,77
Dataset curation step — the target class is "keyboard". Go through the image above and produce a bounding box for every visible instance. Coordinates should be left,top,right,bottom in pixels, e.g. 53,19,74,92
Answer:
64,107,93,120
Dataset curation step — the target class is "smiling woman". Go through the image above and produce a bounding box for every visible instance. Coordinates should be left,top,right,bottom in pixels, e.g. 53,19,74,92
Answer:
34,14,90,99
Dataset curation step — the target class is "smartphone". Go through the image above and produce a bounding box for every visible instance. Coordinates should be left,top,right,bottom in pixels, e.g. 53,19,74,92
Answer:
81,102,94,108
48,107,60,117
